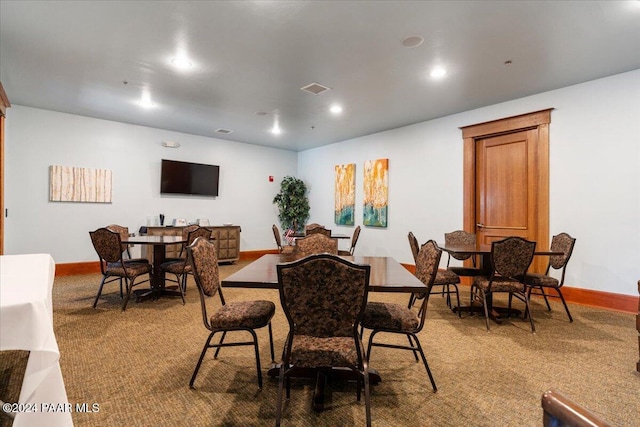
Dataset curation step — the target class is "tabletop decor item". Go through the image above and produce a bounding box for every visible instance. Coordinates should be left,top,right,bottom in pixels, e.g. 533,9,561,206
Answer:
273,176,310,233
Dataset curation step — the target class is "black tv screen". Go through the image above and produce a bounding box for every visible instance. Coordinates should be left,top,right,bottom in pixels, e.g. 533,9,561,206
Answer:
161,159,220,196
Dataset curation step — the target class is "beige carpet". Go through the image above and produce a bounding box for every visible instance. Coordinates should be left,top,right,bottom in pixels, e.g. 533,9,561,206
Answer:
47,263,639,426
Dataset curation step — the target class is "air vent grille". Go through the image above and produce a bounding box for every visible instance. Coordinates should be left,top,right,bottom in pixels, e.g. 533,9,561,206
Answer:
215,128,234,134
300,82,331,95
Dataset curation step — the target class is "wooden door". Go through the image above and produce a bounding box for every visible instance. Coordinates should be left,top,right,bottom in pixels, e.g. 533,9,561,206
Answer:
475,129,537,245
461,109,551,273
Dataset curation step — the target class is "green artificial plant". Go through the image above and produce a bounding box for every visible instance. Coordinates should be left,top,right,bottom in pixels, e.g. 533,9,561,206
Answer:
272,176,310,232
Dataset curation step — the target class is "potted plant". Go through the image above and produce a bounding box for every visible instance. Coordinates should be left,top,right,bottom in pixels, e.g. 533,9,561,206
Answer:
273,176,310,233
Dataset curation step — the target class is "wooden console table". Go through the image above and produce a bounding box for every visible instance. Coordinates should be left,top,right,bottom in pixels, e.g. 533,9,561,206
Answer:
143,225,241,263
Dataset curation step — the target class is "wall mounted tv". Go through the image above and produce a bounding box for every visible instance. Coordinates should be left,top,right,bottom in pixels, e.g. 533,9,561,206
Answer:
160,159,220,197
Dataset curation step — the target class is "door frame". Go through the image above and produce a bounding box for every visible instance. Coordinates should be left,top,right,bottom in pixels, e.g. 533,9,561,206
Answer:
0,82,10,255
460,109,553,271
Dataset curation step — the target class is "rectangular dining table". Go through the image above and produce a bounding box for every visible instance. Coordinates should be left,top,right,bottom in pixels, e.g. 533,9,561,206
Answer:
122,235,187,300
0,254,73,427
222,253,426,411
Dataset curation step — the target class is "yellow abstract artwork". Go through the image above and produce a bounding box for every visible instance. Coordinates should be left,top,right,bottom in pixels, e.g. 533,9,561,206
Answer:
335,163,355,225
363,158,388,227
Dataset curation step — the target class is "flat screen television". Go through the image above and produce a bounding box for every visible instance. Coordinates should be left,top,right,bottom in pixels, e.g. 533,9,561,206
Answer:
160,159,220,197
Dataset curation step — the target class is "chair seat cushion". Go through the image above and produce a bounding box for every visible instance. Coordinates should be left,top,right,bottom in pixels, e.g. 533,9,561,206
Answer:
522,273,559,288
434,269,460,285
160,259,191,274
106,262,152,277
290,335,361,368
473,276,525,293
210,300,276,329
361,302,419,331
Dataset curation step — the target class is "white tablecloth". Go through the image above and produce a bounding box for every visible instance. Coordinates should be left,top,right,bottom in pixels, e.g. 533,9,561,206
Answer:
0,254,73,427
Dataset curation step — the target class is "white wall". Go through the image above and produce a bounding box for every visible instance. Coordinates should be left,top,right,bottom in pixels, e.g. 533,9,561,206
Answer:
298,69,640,296
5,70,639,296
4,106,297,262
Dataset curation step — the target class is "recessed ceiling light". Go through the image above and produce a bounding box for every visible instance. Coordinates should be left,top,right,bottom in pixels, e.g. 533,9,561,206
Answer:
430,67,447,79
330,104,343,114
271,125,282,135
138,91,155,109
401,36,424,48
170,56,193,70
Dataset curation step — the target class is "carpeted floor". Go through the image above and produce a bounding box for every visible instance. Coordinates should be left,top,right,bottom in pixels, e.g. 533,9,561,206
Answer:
46,263,640,426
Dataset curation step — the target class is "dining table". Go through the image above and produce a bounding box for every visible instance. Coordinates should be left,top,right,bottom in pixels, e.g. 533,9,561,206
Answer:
121,235,187,300
221,253,426,411
291,233,351,239
438,241,562,322
0,254,73,427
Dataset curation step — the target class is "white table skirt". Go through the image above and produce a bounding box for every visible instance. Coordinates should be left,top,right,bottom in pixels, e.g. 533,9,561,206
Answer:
0,254,73,427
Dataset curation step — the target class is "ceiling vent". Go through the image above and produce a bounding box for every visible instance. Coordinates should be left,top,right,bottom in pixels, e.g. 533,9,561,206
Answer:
214,128,234,134
300,82,331,95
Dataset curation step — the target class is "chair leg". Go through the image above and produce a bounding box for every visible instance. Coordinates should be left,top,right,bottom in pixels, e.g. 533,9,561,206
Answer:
407,333,419,362
177,274,186,305
481,290,491,331
267,322,275,362
119,278,124,298
411,332,437,392
407,293,416,308
189,332,215,389
275,359,286,427
523,293,536,333
92,275,108,308
121,277,135,311
213,331,227,358
363,360,372,427
451,284,461,317
248,329,263,388
540,287,552,310
555,288,573,323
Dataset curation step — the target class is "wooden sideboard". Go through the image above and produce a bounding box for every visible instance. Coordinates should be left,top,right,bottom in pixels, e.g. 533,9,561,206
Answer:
143,225,241,263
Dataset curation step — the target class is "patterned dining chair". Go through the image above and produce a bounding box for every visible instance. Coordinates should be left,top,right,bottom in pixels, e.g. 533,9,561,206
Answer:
444,230,482,276
471,237,537,332
272,224,283,253
523,233,576,322
407,232,461,317
89,227,152,311
187,237,276,389
276,254,371,426
361,240,441,392
294,233,338,258
106,224,149,264
159,226,212,303
338,225,361,256
305,223,331,236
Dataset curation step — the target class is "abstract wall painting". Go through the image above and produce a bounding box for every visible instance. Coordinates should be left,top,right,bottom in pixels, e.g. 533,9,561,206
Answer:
335,163,355,225
49,165,112,203
363,158,388,227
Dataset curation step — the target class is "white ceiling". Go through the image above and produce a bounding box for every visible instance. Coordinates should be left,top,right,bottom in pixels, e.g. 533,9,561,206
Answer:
1,1,639,151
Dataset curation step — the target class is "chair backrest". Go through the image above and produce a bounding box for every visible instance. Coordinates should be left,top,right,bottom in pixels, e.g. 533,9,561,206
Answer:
491,237,536,279
272,224,283,252
277,254,370,338
548,233,576,271
90,228,124,264
181,224,200,240
348,225,361,255
414,240,442,294
444,230,476,261
306,223,331,236
186,226,212,246
408,231,420,264
187,237,224,328
295,233,338,257
187,237,221,298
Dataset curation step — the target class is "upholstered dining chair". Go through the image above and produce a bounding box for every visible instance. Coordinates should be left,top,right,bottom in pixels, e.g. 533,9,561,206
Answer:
361,240,441,392
444,230,482,277
407,232,461,317
272,224,283,253
187,237,275,389
338,225,361,256
294,233,338,258
276,254,372,426
523,232,577,322
89,227,152,310
106,224,149,264
471,236,537,332
305,223,331,236
159,226,212,304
